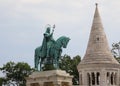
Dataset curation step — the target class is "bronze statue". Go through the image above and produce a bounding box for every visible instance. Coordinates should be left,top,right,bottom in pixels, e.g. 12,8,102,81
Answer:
34,25,70,71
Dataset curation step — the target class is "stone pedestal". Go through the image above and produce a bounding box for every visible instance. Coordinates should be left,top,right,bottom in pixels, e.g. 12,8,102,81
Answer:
26,70,73,86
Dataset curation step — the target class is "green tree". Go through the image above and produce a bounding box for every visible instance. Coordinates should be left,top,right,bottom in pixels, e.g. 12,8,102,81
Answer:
0,61,34,86
112,42,120,57
111,42,120,63
60,54,81,85
72,55,81,85
0,77,9,86
60,54,72,73
0,78,2,86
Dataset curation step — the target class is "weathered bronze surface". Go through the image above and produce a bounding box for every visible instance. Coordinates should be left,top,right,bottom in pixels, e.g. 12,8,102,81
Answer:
34,25,70,71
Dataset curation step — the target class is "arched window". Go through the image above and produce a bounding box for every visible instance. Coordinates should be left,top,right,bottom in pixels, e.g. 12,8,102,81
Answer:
91,72,95,85
107,72,110,85
111,72,114,85
96,72,100,85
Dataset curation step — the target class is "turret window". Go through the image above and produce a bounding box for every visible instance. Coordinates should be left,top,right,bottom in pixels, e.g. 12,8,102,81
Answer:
91,72,95,85
97,37,99,41
111,73,114,85
106,72,117,85
87,72,100,86
96,72,100,85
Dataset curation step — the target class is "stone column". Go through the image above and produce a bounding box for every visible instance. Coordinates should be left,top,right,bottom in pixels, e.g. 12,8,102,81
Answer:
95,72,97,85
100,69,107,86
79,71,82,85
86,72,89,86
114,73,116,85
90,72,92,86
116,70,119,86
109,72,112,85
83,70,88,86
113,72,115,85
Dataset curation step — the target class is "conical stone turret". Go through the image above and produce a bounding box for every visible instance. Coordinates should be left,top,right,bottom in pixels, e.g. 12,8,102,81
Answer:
80,3,118,64
77,4,120,86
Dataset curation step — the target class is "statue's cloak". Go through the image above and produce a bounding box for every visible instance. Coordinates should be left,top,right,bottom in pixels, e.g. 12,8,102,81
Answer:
40,37,47,57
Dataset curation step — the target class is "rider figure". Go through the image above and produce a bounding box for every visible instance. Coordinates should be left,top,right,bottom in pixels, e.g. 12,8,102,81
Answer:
42,25,55,58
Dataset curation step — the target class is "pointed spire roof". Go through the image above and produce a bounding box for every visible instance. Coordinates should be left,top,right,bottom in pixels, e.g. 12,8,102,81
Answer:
92,3,103,28
80,3,118,64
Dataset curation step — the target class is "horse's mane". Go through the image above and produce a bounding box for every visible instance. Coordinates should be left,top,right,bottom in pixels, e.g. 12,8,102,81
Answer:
56,36,69,42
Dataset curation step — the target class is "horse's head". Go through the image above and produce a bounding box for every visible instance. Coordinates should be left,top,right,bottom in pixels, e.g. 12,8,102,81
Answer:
56,36,70,48
61,36,70,48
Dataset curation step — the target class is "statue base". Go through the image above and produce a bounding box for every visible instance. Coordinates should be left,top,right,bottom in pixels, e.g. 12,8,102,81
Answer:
26,70,73,86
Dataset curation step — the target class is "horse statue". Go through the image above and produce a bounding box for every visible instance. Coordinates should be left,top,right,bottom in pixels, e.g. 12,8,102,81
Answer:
34,36,70,71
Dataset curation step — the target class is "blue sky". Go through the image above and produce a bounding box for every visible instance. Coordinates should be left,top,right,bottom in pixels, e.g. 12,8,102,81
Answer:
0,0,120,73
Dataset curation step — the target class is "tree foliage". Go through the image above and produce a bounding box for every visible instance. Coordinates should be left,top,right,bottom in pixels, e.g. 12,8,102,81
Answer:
60,54,81,85
111,42,120,63
112,42,120,57
0,78,3,86
0,77,8,86
0,61,34,86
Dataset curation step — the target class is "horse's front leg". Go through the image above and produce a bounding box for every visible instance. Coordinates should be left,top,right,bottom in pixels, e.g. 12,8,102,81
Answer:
55,49,62,69
39,58,42,71
35,55,40,71
40,57,44,71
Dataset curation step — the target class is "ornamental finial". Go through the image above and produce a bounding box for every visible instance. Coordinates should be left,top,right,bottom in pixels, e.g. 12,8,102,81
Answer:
96,3,98,7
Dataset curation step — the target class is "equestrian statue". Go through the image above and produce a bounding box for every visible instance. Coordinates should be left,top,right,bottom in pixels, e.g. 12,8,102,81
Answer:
34,24,70,71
